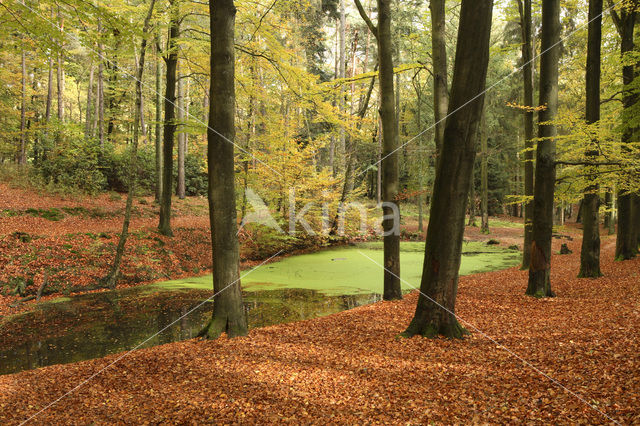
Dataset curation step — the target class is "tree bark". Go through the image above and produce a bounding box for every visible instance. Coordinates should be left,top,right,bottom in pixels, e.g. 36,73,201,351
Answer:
578,0,603,278
526,0,560,298
480,110,489,234
155,38,163,202
467,160,477,227
97,18,105,146
611,4,637,260
430,0,448,161
518,0,535,269
177,68,186,199
403,0,493,338
19,49,27,165
200,0,248,339
158,1,180,237
56,55,64,122
377,0,402,300
85,65,94,139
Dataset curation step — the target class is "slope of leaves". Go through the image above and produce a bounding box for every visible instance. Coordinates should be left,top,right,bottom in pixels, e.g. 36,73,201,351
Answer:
0,236,638,424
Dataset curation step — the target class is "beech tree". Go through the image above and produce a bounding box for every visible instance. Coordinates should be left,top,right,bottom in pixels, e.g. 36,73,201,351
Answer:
526,0,560,298
610,1,638,261
158,0,180,237
578,0,603,278
199,0,248,339
354,0,402,300
403,0,493,339
517,0,535,270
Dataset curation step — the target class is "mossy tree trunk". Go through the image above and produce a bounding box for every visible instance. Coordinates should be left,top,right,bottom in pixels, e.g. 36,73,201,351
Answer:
578,0,603,278
526,0,560,298
200,0,248,339
403,0,493,339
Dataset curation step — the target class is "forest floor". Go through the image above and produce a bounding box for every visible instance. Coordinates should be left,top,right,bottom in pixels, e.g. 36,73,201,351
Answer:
1,201,639,422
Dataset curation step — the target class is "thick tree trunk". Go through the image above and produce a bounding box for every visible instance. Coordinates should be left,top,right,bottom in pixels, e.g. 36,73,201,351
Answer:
430,0,448,160
103,0,156,289
518,0,535,269
526,0,560,298
612,6,637,260
480,111,490,234
403,0,493,339
200,0,248,339
579,0,603,278
177,69,186,199
155,39,163,202
158,3,180,237
377,0,402,300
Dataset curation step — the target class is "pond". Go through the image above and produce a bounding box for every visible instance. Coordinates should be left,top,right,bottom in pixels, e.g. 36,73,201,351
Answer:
0,241,519,375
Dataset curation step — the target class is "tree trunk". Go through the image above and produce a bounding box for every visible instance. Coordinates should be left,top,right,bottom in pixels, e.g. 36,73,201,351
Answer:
518,0,535,269
177,68,186,199
19,50,27,165
480,110,489,234
526,0,560,298
56,55,64,122
403,0,493,339
97,18,105,146
467,160,477,226
430,0,448,160
578,0,603,278
155,38,163,202
102,0,156,289
158,2,180,237
45,55,53,123
377,0,402,300
200,0,248,339
612,6,637,260
85,65,94,139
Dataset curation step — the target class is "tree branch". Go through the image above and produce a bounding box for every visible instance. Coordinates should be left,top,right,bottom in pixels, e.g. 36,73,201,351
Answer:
353,0,377,39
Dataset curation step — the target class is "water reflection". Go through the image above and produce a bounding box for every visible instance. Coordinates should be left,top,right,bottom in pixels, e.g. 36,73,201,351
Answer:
0,287,382,375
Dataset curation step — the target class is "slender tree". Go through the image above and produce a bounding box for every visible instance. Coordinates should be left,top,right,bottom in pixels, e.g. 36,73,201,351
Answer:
403,0,493,338
158,0,180,237
155,37,163,202
19,48,27,165
177,68,186,199
578,0,603,278
355,0,402,300
526,0,560,298
518,0,535,269
199,0,248,339
102,0,157,289
480,110,490,234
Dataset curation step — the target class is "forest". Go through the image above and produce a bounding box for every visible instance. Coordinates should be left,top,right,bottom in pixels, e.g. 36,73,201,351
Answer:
0,0,639,423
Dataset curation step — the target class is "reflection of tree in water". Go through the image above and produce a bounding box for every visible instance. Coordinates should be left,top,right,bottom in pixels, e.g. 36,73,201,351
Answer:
1,288,384,375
